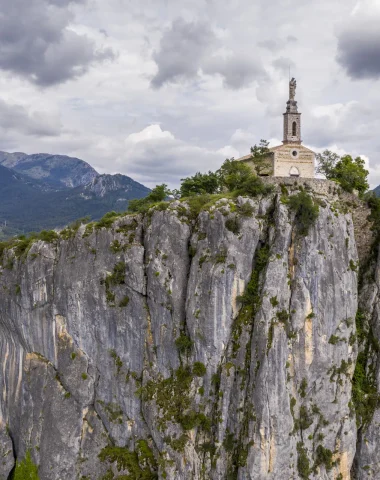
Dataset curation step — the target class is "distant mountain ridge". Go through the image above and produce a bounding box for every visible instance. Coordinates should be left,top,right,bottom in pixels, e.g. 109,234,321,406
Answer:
0,151,98,188
0,152,150,238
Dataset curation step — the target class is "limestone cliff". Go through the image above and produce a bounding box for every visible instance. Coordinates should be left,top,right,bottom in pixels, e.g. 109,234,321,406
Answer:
0,178,379,480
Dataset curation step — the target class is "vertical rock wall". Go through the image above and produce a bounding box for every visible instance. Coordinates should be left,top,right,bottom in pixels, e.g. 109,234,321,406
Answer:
0,184,378,480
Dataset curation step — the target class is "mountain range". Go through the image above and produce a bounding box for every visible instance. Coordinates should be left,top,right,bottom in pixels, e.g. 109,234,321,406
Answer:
0,151,150,239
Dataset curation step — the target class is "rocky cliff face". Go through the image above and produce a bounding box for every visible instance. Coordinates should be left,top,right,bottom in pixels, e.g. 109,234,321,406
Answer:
0,179,379,480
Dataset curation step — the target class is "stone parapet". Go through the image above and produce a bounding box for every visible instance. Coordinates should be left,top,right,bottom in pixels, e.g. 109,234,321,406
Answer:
261,176,342,196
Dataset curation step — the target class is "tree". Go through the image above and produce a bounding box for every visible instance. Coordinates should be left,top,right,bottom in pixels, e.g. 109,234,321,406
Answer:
216,158,253,191
331,155,369,195
250,139,271,175
316,150,369,195
316,150,340,177
128,184,171,213
179,171,220,197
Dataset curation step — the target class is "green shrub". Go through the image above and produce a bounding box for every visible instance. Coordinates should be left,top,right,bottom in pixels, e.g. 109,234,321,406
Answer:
225,217,240,234
238,202,255,217
137,365,194,432
180,171,220,197
294,406,313,431
217,159,253,191
128,184,171,214
38,230,59,243
329,335,339,345
182,194,215,220
108,262,126,286
314,445,333,471
175,334,193,354
109,349,123,374
349,259,358,272
299,378,308,398
119,296,130,308
223,432,236,452
317,150,369,195
296,442,311,479
215,248,228,264
276,309,289,323
180,411,211,432
287,191,319,235
352,350,380,428
237,245,269,307
193,362,206,377
270,296,279,307
234,174,273,197
98,440,157,479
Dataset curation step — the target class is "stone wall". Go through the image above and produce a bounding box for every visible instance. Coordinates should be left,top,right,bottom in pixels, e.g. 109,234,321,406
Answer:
273,144,315,178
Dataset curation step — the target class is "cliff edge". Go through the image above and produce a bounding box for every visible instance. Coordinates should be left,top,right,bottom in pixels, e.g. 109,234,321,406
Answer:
0,179,379,479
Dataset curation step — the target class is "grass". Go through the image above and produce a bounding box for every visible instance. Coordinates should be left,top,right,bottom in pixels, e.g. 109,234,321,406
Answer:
10,450,40,480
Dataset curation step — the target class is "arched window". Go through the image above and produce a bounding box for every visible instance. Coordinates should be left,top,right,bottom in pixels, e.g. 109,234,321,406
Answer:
292,121,297,136
289,166,300,177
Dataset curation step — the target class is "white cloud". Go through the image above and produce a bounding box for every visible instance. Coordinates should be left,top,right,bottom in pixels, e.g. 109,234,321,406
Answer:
116,125,231,188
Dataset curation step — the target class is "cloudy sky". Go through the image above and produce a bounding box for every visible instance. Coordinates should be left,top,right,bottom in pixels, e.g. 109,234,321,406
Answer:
0,0,379,188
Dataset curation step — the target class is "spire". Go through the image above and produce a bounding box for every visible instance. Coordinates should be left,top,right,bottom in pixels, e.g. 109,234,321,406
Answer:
283,77,301,144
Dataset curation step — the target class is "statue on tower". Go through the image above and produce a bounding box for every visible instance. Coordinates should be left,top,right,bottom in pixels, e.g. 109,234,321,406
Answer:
289,77,296,101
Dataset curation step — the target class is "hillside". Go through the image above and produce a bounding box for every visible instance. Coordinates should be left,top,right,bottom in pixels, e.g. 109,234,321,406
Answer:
0,164,150,234
0,151,98,188
0,178,378,479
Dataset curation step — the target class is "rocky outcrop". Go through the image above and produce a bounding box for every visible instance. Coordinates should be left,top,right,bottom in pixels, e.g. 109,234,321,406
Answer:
0,179,378,479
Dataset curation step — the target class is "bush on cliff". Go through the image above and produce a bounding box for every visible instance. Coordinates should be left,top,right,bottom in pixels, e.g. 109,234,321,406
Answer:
128,184,171,213
287,191,319,235
316,150,369,195
180,171,219,197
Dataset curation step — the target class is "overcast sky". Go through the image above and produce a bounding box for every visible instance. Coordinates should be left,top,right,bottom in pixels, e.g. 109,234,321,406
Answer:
0,0,379,188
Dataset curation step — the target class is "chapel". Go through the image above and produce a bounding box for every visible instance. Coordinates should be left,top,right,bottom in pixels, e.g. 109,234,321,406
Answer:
237,78,315,178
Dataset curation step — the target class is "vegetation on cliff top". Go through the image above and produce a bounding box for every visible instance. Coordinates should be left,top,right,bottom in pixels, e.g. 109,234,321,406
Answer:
316,150,369,195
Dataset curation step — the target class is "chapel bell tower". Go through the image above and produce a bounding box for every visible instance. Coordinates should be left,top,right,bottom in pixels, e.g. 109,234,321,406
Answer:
283,78,301,144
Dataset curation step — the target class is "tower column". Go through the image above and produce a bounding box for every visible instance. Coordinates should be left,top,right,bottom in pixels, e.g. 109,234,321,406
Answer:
283,78,302,144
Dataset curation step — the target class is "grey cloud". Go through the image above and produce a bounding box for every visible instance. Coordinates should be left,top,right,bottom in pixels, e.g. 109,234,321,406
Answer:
258,35,298,52
309,101,378,149
0,0,114,86
204,55,266,89
151,18,216,88
151,17,265,89
337,18,380,80
286,35,298,43
272,57,296,74
0,99,61,136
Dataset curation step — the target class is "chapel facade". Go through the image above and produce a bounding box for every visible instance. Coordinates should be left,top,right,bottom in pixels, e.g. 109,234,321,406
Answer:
237,78,315,178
